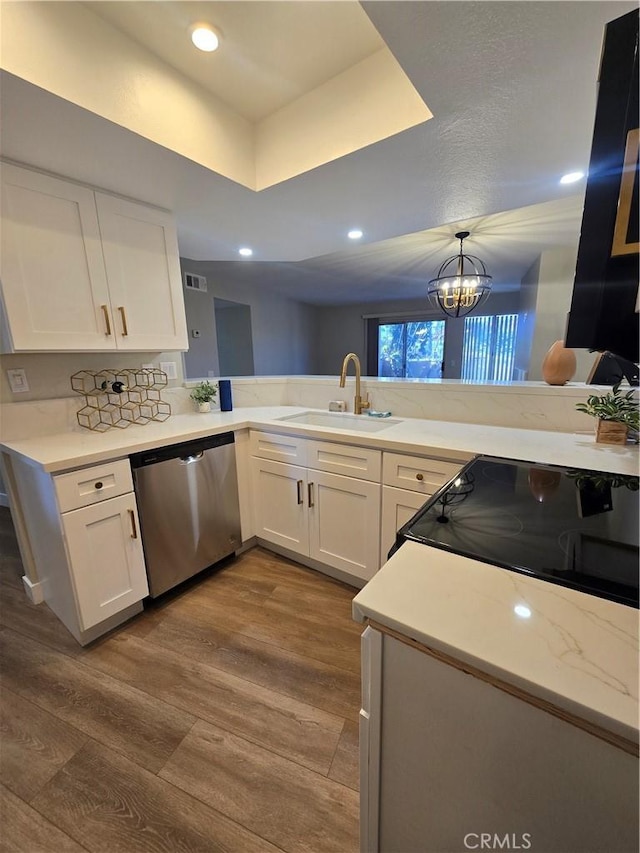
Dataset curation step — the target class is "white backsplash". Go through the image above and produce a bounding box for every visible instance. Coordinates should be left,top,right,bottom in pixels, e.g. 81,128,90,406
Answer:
1,375,617,441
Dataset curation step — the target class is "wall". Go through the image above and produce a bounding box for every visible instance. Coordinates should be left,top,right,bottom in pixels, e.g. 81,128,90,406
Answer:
311,293,522,376
182,286,220,378
522,247,594,382
0,351,184,404
515,257,540,378
181,259,318,378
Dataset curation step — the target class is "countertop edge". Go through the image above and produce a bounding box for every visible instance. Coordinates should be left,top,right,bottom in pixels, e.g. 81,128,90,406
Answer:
353,542,639,746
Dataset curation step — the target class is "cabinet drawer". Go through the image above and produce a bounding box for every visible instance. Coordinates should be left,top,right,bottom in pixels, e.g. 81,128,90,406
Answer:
54,459,133,512
307,440,381,482
382,453,461,495
250,430,307,465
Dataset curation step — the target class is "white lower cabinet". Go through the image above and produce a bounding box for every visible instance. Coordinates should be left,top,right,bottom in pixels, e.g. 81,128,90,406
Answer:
251,451,381,582
251,458,309,554
61,492,148,630
7,453,149,644
250,433,467,584
362,627,639,853
380,452,468,564
309,470,380,579
379,485,428,564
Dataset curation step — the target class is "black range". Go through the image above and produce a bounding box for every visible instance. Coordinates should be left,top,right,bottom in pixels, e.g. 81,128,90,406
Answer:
394,455,639,609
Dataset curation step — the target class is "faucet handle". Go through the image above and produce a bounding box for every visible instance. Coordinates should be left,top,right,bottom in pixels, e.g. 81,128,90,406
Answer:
360,394,371,411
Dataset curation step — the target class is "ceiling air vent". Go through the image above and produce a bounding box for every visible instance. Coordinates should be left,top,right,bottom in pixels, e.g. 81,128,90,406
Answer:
183,272,208,292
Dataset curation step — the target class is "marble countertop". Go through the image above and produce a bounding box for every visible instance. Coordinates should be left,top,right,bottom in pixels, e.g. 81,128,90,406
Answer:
1,405,638,475
353,541,639,745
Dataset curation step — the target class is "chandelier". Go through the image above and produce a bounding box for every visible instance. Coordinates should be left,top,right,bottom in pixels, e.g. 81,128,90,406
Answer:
427,231,492,318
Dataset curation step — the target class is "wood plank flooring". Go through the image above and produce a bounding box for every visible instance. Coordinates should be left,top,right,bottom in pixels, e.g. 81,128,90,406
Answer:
0,507,361,852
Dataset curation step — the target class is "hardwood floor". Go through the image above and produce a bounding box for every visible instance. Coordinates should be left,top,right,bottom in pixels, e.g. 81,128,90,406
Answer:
0,507,361,852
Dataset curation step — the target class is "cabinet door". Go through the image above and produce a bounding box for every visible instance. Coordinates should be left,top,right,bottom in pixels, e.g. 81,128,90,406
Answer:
95,193,188,351
380,486,428,566
251,457,309,555
0,164,114,351
308,470,381,581
61,492,148,630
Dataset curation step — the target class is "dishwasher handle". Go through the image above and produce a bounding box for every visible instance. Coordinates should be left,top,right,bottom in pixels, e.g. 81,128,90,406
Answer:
131,432,234,468
179,450,204,464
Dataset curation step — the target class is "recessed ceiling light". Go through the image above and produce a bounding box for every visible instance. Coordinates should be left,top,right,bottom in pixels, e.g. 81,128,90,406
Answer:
347,229,363,240
238,247,253,257
191,24,220,52
559,171,585,185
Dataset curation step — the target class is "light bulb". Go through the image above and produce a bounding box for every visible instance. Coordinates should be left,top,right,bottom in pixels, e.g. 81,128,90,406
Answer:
191,25,220,52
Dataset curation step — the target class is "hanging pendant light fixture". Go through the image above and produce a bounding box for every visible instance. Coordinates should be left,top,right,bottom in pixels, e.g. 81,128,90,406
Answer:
427,231,492,318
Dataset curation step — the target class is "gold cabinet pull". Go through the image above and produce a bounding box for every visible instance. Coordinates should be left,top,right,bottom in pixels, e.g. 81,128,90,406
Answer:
308,482,314,507
296,479,304,505
416,473,424,481
118,306,129,336
128,509,138,539
101,305,112,336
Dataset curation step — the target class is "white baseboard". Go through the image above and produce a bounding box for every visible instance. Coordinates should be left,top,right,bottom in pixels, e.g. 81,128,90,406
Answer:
22,575,44,604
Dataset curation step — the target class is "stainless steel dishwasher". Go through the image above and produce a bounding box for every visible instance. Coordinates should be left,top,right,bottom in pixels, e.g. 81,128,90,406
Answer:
130,432,241,597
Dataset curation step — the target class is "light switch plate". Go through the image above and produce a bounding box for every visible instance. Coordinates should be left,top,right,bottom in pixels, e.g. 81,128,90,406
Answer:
7,368,30,393
160,361,178,380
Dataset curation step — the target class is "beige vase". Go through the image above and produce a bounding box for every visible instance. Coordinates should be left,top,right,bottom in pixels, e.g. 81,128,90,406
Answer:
541,340,577,386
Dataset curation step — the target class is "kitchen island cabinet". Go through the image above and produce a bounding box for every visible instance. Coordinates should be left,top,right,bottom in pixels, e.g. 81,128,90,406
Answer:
354,542,639,853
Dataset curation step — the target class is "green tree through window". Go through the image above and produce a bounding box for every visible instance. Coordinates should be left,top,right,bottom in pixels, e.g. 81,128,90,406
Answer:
378,321,445,378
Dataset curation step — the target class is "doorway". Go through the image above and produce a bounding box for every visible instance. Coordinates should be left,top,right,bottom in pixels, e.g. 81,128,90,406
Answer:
214,298,255,376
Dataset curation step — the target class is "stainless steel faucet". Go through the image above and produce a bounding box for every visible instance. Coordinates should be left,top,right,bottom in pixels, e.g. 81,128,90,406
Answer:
339,352,370,414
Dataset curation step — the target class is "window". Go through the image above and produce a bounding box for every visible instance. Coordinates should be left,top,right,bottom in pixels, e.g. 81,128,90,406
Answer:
378,320,445,378
461,314,519,382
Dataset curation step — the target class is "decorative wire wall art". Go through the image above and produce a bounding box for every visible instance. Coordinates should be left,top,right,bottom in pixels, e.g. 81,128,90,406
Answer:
71,368,171,432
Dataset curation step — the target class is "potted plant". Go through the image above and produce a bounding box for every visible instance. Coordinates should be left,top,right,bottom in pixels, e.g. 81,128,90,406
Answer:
575,382,639,444
190,380,217,413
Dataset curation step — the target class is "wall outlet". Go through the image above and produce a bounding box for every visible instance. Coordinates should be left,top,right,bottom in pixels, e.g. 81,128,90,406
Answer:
160,361,178,380
7,368,30,393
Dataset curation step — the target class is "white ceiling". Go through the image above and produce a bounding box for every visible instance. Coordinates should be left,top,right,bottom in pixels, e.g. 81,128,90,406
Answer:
87,1,385,121
0,0,636,305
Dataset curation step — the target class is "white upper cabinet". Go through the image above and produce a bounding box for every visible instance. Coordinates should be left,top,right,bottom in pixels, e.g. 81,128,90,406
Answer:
0,163,188,352
0,164,114,351
95,193,187,351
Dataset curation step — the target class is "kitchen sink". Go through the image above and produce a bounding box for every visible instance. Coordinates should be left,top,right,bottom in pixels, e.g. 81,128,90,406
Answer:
276,411,402,432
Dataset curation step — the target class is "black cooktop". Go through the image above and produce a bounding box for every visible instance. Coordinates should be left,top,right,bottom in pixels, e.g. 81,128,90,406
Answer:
396,455,639,608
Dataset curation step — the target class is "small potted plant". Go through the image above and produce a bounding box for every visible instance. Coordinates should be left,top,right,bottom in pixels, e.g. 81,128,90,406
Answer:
575,382,639,444
190,381,217,413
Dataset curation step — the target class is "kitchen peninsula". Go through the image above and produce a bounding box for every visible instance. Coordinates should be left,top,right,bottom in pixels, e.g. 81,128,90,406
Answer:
0,380,637,625
1,378,638,852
